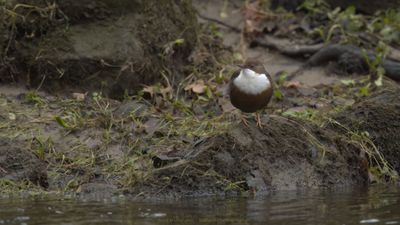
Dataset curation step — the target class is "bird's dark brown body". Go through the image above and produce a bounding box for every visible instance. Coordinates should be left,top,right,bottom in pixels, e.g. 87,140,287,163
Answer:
229,61,273,113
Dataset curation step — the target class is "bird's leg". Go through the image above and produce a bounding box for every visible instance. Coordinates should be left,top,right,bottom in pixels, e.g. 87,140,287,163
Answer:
255,112,263,128
241,113,250,127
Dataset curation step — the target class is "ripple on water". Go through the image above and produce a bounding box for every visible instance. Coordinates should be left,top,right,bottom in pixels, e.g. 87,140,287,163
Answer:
0,186,398,225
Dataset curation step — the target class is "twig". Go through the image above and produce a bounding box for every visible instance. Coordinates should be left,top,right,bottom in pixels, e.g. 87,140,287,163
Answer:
251,36,325,57
197,13,241,33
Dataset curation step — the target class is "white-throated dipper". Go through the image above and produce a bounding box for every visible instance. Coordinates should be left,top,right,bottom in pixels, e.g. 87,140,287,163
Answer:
229,60,273,127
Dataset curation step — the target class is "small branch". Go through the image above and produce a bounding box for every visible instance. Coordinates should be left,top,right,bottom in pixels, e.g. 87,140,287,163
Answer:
251,36,325,57
197,13,241,33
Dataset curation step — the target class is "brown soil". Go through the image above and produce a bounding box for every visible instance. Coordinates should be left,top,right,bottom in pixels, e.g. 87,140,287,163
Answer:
1,0,197,98
335,82,400,173
0,79,398,198
138,116,369,197
0,137,48,188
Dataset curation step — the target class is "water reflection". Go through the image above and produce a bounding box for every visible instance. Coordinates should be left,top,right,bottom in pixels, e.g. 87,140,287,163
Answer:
0,185,399,225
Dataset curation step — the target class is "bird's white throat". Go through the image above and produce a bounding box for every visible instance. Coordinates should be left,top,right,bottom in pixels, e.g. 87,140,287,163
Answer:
233,68,271,95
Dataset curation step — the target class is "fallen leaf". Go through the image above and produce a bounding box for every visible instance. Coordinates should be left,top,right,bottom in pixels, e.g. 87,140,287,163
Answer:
160,86,173,99
284,80,302,88
143,117,160,136
8,113,16,120
72,92,86,101
143,86,155,97
283,106,309,115
341,79,355,86
245,19,256,34
185,80,207,94
233,52,243,61
297,87,317,96
332,97,355,107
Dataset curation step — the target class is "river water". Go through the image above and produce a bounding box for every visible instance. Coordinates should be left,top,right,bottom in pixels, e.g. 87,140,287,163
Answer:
0,186,399,225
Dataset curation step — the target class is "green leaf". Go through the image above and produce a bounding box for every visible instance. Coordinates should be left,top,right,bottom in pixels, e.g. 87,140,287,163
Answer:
359,84,370,97
277,73,288,86
8,113,16,120
282,110,296,117
55,116,70,129
174,38,185,45
327,7,341,20
341,79,355,86
233,52,243,61
326,24,342,42
344,6,356,16
198,96,209,102
374,66,385,87
312,26,325,39
205,86,213,99
273,90,284,101
374,75,383,87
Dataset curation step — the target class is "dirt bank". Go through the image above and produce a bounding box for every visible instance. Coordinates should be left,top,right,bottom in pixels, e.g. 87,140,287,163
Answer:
137,116,368,197
1,0,197,98
0,137,48,189
334,82,400,176
0,80,398,198
134,82,400,197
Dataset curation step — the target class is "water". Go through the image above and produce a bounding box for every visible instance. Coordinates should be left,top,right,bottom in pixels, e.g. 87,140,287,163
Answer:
0,186,399,225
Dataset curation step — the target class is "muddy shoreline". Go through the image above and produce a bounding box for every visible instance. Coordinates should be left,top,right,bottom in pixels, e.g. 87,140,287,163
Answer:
0,79,399,198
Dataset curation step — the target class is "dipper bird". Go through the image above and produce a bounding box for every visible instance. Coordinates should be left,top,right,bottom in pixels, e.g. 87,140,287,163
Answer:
229,60,273,127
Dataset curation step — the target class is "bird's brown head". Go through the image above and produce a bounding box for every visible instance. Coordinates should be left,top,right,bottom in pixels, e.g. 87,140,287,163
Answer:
236,59,267,75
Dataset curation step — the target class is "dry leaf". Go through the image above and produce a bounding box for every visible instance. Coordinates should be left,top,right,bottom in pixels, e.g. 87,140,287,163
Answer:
143,117,160,136
72,92,86,101
185,80,207,94
160,86,173,99
8,113,16,120
245,20,256,34
143,86,155,97
242,1,266,36
284,80,302,88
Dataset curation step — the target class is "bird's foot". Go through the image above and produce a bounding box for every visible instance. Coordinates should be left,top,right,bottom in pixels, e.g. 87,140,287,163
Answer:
256,113,263,128
241,115,250,127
